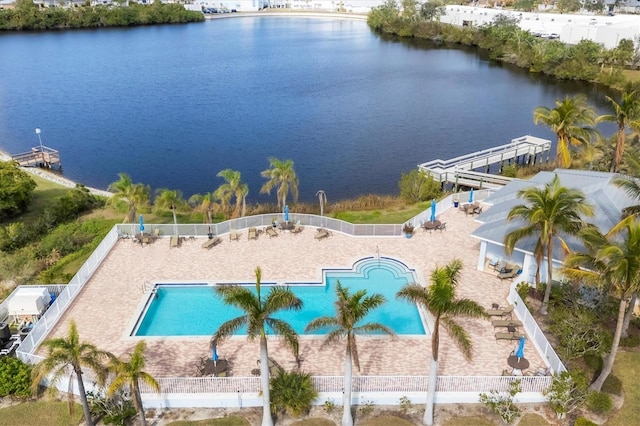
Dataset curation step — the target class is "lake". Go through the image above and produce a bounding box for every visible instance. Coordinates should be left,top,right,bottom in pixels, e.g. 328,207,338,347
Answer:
0,17,613,203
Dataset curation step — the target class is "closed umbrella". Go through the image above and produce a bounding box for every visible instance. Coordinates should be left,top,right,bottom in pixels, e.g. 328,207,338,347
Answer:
212,339,219,367
139,214,145,233
469,188,474,203
430,199,436,223
515,335,525,361
284,204,289,223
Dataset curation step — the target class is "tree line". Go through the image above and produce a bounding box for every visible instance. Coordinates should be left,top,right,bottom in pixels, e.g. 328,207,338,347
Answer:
368,0,639,90
0,0,204,31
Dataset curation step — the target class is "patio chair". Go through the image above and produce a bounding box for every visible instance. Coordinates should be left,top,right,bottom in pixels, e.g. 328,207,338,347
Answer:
153,228,161,239
229,229,239,241
265,227,278,238
487,305,514,318
248,227,257,240
202,236,221,249
291,223,303,235
488,256,500,269
170,235,180,248
315,228,331,240
491,319,523,328
498,265,522,281
436,222,447,232
494,259,507,272
527,366,552,376
495,331,520,341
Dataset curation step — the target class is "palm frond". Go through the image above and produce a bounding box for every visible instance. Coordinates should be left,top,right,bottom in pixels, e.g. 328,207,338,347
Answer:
441,317,473,361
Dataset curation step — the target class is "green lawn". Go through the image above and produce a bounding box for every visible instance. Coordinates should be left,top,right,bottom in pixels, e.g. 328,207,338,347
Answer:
443,416,495,426
0,174,71,226
332,201,431,224
0,401,83,426
167,417,250,426
606,350,640,425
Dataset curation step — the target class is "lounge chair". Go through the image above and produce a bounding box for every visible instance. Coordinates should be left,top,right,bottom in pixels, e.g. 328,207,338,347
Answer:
498,265,522,281
494,260,507,272
170,235,180,248
229,229,239,241
526,366,552,377
153,228,161,239
435,222,447,232
257,357,283,377
491,319,523,328
487,305,514,318
248,227,257,240
495,332,521,341
202,236,222,249
315,228,331,240
265,227,278,238
488,256,500,269
291,223,303,235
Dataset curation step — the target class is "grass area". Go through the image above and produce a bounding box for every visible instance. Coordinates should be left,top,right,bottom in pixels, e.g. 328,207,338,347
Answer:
442,416,495,426
0,174,71,226
519,413,550,425
332,201,431,224
622,69,640,83
0,401,83,426
605,350,640,426
359,415,415,425
166,417,250,426
290,419,336,426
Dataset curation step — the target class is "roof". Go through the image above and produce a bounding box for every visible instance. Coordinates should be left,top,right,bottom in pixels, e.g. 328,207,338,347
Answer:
471,169,637,258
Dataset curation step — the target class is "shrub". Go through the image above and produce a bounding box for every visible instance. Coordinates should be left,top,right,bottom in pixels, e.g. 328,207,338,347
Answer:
586,391,612,414
270,369,318,417
619,334,640,348
358,400,375,417
549,305,610,360
323,399,336,413
479,379,522,424
501,164,518,177
87,389,136,426
399,396,412,413
0,356,32,398
544,371,588,418
574,417,598,426
601,374,622,396
398,169,442,203
515,282,530,302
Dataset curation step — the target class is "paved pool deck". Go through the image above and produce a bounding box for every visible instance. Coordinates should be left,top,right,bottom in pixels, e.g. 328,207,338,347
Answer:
42,205,544,378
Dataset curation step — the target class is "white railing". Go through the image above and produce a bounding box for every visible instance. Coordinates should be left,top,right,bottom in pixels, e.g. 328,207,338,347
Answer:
15,227,120,362
406,190,493,230
507,282,566,374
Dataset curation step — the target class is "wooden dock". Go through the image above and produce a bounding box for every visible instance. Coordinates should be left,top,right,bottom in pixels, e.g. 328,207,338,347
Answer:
418,135,551,190
11,146,62,170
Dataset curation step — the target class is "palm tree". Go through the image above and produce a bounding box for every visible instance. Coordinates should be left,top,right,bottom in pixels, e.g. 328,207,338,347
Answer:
31,321,111,426
108,173,151,223
396,259,487,426
612,155,640,218
154,188,188,234
214,169,248,218
533,95,599,168
188,192,216,224
504,174,593,315
599,90,640,173
563,217,640,391
212,267,303,426
107,341,160,426
260,157,299,211
306,282,394,426
316,190,327,225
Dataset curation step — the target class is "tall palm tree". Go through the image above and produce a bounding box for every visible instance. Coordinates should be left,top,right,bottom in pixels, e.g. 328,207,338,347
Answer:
31,321,111,426
107,341,160,426
214,169,248,218
396,259,487,426
316,190,327,223
188,192,216,224
306,282,394,426
533,95,599,168
599,90,640,173
154,188,188,234
212,267,303,426
612,155,640,218
107,173,150,223
505,174,593,315
563,217,640,391
260,157,299,211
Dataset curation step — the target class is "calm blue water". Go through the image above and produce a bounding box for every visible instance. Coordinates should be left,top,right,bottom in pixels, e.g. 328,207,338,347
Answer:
135,259,424,336
0,18,613,202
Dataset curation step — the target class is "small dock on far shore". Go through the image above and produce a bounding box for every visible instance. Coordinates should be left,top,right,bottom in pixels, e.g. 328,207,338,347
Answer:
11,146,62,170
418,135,552,190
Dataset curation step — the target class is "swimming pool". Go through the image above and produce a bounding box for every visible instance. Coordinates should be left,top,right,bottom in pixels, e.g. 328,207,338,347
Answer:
133,257,426,337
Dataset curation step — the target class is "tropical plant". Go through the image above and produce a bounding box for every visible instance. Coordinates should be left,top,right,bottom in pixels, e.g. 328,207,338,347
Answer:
599,90,640,173
544,371,588,419
479,379,522,424
31,320,111,426
306,282,395,426
563,217,640,391
260,157,299,211
214,169,248,218
612,156,640,218
505,174,593,314
107,173,150,223
212,267,303,426
0,161,37,220
269,369,318,418
188,192,216,224
154,188,188,233
0,356,32,398
316,190,327,219
106,341,160,426
396,259,487,426
398,169,441,203
533,95,599,168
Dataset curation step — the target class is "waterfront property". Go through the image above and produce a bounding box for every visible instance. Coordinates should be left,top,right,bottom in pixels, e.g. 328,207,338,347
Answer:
6,190,564,408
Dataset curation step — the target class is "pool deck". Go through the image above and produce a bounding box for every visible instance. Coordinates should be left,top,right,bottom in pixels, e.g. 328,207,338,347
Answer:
43,205,544,378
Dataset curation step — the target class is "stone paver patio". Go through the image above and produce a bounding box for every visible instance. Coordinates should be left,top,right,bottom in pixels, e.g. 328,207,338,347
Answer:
43,205,543,378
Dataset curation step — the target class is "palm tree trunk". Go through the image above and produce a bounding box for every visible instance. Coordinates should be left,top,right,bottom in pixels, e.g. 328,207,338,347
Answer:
539,244,553,315
611,127,626,173
622,292,637,338
172,208,178,236
342,345,354,426
423,357,438,426
75,369,94,426
259,336,274,426
133,382,147,426
590,298,627,391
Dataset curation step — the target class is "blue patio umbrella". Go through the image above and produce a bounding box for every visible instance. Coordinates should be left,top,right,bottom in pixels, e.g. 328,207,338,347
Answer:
139,214,144,233
515,335,525,360
212,339,219,366
430,199,436,222
284,204,289,223
469,188,474,203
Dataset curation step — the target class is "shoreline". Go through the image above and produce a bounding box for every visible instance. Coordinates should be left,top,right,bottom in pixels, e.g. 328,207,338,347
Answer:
204,11,368,21
0,149,112,198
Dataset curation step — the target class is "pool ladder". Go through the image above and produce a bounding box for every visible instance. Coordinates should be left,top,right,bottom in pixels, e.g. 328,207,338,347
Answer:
142,281,155,294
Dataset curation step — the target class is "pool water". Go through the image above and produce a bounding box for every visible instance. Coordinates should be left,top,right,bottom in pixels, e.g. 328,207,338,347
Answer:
134,258,425,336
